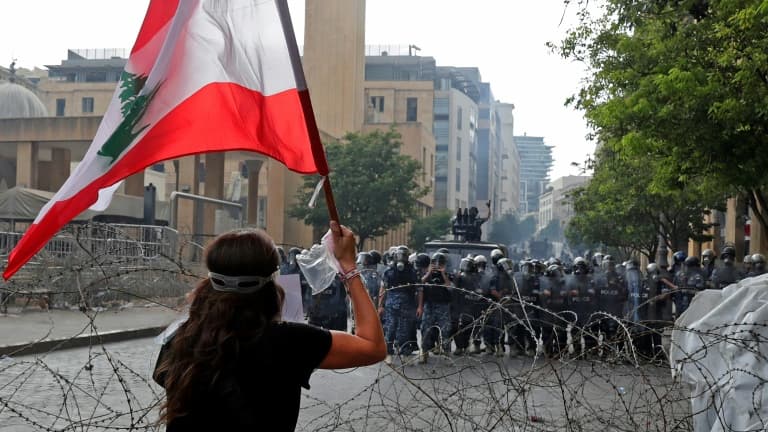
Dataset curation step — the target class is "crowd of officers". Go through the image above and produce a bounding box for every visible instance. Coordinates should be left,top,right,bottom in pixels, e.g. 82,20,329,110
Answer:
276,244,767,365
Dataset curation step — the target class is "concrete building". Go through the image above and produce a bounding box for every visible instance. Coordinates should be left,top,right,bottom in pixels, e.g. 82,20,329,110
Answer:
537,175,590,230
496,103,519,216
433,66,480,212
363,51,437,249
515,134,553,215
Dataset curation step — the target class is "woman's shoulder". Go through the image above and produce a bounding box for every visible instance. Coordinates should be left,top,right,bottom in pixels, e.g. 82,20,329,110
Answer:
268,321,331,339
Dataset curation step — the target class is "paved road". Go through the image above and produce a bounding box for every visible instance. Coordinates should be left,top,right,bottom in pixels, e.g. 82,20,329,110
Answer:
0,306,180,348
0,337,691,431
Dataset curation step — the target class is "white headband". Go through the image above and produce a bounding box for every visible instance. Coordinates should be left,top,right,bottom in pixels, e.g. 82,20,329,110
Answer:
208,270,279,294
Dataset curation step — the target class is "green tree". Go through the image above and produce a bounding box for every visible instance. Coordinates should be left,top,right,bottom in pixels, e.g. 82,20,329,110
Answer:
565,145,719,261
557,0,768,236
289,129,429,249
408,209,453,251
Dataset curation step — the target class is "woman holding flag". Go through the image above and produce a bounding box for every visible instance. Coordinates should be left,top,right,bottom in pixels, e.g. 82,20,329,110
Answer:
153,221,386,430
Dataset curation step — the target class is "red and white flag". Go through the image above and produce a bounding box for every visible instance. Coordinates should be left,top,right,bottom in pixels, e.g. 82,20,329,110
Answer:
3,0,328,279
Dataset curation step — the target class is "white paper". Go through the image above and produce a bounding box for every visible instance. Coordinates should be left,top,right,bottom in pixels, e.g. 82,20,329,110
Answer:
278,274,304,323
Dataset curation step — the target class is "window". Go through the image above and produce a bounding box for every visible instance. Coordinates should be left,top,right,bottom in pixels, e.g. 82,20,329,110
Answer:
406,97,418,122
370,96,384,112
455,168,461,192
457,107,463,130
85,71,107,82
456,137,462,161
55,99,66,117
82,97,95,113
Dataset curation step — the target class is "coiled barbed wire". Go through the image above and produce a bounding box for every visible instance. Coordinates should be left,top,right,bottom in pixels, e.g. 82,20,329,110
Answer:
0,224,765,430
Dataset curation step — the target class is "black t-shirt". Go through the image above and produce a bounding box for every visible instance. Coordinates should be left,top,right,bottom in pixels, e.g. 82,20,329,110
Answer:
155,321,332,432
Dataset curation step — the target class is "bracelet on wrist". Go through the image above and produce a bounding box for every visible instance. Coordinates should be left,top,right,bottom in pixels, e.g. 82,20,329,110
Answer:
340,268,362,285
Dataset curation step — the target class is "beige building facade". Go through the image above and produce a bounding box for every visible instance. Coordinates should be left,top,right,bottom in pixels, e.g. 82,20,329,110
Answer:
496,103,519,216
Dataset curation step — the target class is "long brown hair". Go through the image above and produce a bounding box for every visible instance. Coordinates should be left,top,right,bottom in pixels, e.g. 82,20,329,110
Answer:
156,229,284,424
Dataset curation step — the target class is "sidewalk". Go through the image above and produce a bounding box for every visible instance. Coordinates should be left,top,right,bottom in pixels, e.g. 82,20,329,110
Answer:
0,305,182,356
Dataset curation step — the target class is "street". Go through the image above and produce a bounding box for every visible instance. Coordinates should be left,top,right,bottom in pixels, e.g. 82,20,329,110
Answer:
0,337,691,431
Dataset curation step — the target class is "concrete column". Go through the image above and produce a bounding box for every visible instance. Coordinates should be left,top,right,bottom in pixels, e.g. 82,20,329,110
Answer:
124,171,145,197
266,160,285,244
725,197,746,260
15,142,38,189
749,195,768,254
176,155,200,233
202,152,225,237
245,158,264,226
50,148,71,191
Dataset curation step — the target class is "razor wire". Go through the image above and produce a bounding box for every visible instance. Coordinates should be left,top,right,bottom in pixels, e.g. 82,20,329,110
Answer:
0,225,764,431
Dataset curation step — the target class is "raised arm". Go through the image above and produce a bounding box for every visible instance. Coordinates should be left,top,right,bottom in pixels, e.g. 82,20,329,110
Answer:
319,222,386,369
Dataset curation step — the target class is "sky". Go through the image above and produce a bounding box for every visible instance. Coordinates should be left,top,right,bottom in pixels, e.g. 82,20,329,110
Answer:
0,0,595,179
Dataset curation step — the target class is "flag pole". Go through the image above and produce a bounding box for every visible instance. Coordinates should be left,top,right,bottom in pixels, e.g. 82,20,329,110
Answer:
277,0,340,224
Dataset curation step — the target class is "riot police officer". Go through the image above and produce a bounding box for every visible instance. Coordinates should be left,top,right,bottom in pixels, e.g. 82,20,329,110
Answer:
565,257,598,356
624,259,652,358
379,246,419,363
510,260,542,356
418,252,452,363
357,252,382,306
710,246,742,289
483,254,509,356
672,256,706,316
308,275,348,331
644,263,672,360
453,258,484,355
539,263,568,355
595,255,627,349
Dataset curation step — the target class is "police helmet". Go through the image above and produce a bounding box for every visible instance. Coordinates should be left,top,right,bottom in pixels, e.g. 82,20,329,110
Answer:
497,258,514,274
626,258,639,270
288,247,302,257
474,255,488,265
437,248,451,255
602,254,616,271
459,257,477,273
408,252,417,264
721,246,736,260
491,249,505,265
276,246,287,263
394,247,410,264
744,254,754,265
368,250,382,265
431,252,448,267
751,253,766,264
684,256,700,267
573,257,589,274
357,252,371,267
646,263,660,275
545,264,562,277
673,251,687,264
702,249,715,261
592,252,605,267
301,249,309,255
415,253,431,269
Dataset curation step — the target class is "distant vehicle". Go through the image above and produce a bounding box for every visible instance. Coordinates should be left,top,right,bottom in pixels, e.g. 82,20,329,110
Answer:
423,204,507,273
423,240,508,274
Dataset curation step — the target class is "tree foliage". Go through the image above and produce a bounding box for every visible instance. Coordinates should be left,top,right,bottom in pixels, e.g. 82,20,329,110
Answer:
408,209,454,251
565,145,720,260
488,213,537,247
558,0,768,234
289,129,429,249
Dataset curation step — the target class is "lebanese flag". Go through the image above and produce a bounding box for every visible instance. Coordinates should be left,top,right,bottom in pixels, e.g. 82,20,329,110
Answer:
3,0,328,279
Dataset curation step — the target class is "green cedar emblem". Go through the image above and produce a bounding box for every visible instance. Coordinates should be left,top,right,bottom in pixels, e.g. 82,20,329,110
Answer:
97,71,160,163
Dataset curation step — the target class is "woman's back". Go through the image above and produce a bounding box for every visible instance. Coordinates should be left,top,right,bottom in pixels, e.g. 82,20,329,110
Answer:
158,321,331,431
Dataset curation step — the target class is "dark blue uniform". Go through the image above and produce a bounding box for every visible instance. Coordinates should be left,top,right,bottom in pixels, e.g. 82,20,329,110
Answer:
308,276,348,331
420,270,452,353
382,266,419,355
